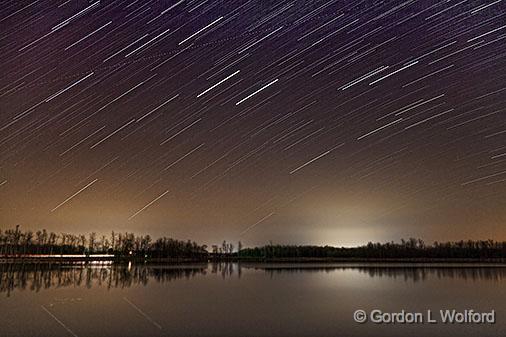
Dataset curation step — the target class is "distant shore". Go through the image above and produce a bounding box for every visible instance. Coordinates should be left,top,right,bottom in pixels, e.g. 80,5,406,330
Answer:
2,256,506,264
3,227,506,264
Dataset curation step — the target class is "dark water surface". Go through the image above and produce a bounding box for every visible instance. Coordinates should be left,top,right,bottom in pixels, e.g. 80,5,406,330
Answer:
1,262,505,337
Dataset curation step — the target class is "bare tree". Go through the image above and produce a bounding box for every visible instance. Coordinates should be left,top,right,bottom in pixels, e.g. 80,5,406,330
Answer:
88,232,96,253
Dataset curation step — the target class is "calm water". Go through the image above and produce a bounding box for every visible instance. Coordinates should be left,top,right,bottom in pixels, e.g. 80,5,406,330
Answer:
1,262,505,337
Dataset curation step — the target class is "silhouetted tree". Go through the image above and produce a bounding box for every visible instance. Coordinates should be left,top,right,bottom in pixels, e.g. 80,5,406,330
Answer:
238,241,243,256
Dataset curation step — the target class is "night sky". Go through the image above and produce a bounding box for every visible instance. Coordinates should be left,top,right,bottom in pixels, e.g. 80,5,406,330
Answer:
1,0,505,246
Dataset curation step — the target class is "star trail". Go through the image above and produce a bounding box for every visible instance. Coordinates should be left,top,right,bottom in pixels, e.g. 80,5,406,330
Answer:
0,0,505,246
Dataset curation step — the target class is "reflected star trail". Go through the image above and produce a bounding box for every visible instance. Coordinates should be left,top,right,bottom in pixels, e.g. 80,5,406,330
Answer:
0,0,505,246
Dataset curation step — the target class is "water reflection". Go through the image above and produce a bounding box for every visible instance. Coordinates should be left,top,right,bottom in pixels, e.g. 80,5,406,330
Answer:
259,264,506,282
0,262,207,297
1,262,505,296
358,266,506,282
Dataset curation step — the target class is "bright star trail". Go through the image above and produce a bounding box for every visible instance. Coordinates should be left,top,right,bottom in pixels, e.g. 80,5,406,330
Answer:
0,0,505,246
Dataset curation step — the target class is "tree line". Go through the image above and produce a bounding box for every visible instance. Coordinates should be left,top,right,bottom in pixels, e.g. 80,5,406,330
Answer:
0,225,207,258
2,226,506,259
238,238,506,259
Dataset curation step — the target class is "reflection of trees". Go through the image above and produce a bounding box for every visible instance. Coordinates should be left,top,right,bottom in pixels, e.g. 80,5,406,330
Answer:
260,265,506,283
358,267,506,282
2,263,505,296
0,263,207,297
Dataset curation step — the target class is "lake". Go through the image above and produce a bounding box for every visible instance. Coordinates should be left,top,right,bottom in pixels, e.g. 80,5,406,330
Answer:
1,262,505,337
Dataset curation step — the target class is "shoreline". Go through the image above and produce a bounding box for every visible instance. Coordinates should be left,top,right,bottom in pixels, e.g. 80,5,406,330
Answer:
1,256,506,264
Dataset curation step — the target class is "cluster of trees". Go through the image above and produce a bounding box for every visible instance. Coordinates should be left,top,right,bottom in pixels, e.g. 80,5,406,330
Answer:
210,240,238,256
0,226,207,258
239,238,506,259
